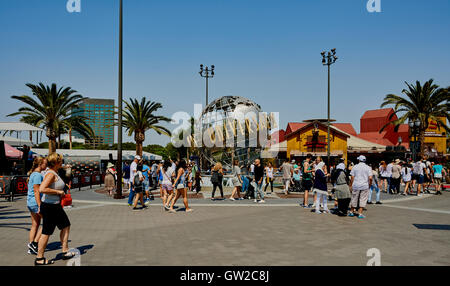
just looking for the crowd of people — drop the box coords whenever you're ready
[23,150,447,265]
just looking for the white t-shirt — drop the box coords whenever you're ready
[350,163,373,191]
[413,162,426,175]
[161,167,174,185]
[266,167,274,178]
[386,163,393,177]
[130,161,137,182]
[401,167,412,182]
[250,164,255,173]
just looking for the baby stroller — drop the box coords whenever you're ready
[289,179,304,193]
[243,176,255,200]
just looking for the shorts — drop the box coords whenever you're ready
[161,184,173,191]
[124,178,130,185]
[176,183,185,190]
[282,179,290,188]
[416,175,424,184]
[302,180,313,191]
[143,179,149,191]
[27,205,39,214]
[350,189,370,208]
[134,186,144,193]
[40,202,71,235]
[434,178,442,185]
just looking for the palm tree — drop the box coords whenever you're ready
[8,83,94,154]
[120,98,172,156]
[380,79,449,157]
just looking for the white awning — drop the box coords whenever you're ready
[0,122,44,132]
[0,135,33,147]
[30,148,163,161]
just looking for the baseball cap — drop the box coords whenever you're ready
[134,155,141,160]
[357,155,366,162]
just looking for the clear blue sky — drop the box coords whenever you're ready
[1,0,449,146]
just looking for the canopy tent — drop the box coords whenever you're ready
[4,143,23,159]
[0,122,44,146]
[0,135,33,147]
[31,148,163,161]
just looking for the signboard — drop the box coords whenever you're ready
[425,118,446,137]
[64,156,101,176]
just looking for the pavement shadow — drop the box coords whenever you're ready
[0,210,26,216]
[53,244,94,262]
[46,240,72,252]
[0,222,31,231]
[0,215,30,220]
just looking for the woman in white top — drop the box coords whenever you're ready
[35,153,74,265]
[161,161,175,210]
[264,162,275,193]
[379,161,389,193]
[401,163,413,195]
[229,160,243,201]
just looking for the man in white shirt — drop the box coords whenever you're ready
[386,160,394,194]
[413,158,427,196]
[127,155,141,206]
[349,155,373,219]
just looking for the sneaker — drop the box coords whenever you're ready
[358,214,366,219]
[254,199,258,203]
[132,207,140,211]
[258,200,265,204]
[186,209,193,213]
[229,198,235,201]
[367,201,373,204]
[418,194,423,197]
[144,200,150,206]
[376,201,382,205]
[315,210,322,214]
[348,212,355,217]
[27,243,37,255]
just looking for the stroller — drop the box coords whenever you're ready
[289,178,304,193]
[243,176,256,200]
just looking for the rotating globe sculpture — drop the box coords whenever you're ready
[197,96,269,170]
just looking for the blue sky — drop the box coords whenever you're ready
[1,0,449,146]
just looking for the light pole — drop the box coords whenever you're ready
[199,64,215,107]
[321,49,338,167]
[114,0,124,199]
[409,119,421,162]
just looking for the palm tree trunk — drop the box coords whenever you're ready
[135,131,145,157]
[48,137,57,154]
[69,128,73,150]
[418,129,426,159]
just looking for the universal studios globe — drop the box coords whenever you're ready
[194,96,275,169]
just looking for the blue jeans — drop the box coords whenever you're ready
[387,177,392,193]
[252,181,264,200]
[127,185,135,205]
[242,176,249,192]
[369,183,380,203]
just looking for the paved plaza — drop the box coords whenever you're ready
[1,186,450,266]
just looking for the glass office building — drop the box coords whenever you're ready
[72,98,115,148]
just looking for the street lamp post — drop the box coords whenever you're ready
[199,64,215,107]
[114,0,124,199]
[409,119,421,162]
[321,49,338,167]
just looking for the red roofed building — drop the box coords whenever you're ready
[285,123,307,136]
[359,108,409,147]
[332,123,357,136]
[268,129,286,146]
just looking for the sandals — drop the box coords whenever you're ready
[35,257,54,266]
[62,251,77,260]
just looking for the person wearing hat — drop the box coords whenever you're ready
[104,162,117,196]
[349,155,373,219]
[127,155,141,206]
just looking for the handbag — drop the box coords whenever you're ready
[61,189,72,207]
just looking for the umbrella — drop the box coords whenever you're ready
[5,143,23,159]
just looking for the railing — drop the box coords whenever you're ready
[0,173,105,202]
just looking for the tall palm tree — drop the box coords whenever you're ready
[380,79,449,157]
[120,98,172,156]
[8,83,94,154]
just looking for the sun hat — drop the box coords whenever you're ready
[107,162,114,169]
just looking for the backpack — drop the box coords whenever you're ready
[133,173,143,189]
[211,170,219,184]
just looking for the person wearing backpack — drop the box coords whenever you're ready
[211,162,224,200]
[132,164,146,211]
